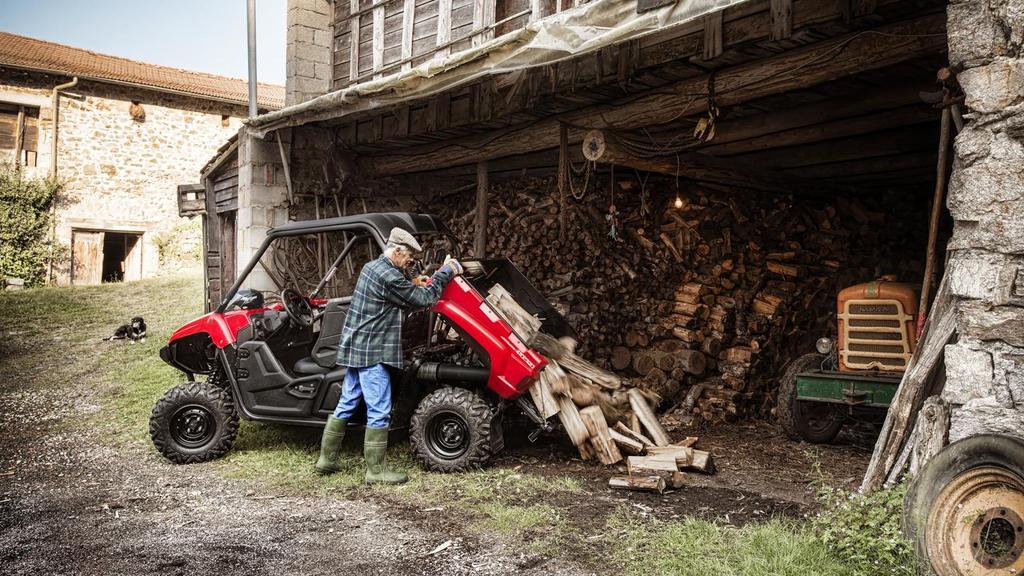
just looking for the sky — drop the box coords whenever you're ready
[0,0,287,85]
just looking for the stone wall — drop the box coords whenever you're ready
[941,0,1024,441]
[0,70,247,283]
[286,0,333,106]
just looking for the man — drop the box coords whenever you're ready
[315,227,463,483]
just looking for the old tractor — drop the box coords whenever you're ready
[777,276,918,443]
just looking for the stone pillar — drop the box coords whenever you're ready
[941,0,1024,442]
[286,0,333,106]
[236,126,290,291]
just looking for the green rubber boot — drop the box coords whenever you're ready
[363,427,408,485]
[315,416,348,475]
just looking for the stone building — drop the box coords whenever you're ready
[206,0,1022,531]
[0,32,284,284]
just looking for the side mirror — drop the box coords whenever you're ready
[229,288,265,310]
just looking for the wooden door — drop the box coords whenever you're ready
[123,233,143,281]
[72,230,103,285]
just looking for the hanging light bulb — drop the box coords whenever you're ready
[673,194,684,209]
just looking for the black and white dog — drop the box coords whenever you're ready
[103,316,147,343]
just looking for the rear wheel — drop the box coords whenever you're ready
[776,353,845,444]
[904,434,1024,575]
[150,381,239,464]
[410,386,493,472]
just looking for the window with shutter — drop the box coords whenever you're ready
[0,103,40,167]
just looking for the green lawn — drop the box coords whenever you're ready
[0,274,916,575]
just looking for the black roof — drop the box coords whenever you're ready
[267,212,448,242]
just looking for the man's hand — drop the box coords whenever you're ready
[439,256,464,277]
[412,275,432,287]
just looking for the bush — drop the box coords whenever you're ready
[152,219,202,267]
[0,169,64,286]
[813,482,917,576]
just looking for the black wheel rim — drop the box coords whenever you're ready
[170,404,216,449]
[426,411,470,460]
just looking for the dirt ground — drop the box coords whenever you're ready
[0,377,872,576]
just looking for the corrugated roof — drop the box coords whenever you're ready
[0,31,284,110]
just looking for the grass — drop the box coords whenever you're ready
[0,274,917,575]
[606,509,856,576]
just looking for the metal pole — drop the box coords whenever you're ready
[247,0,258,118]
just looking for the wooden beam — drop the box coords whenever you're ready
[436,0,453,58]
[349,0,360,81]
[401,0,415,71]
[12,105,24,167]
[770,0,792,40]
[724,127,935,169]
[372,2,385,77]
[472,0,496,47]
[698,104,938,156]
[362,14,947,176]
[475,159,488,257]
[702,11,723,60]
[581,129,841,196]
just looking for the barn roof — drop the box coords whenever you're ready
[0,31,284,110]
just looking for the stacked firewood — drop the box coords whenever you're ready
[425,175,922,426]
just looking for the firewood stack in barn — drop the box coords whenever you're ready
[424,174,922,428]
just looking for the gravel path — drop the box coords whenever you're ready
[0,385,583,576]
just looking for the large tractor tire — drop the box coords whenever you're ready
[410,386,493,473]
[150,381,240,464]
[776,353,845,444]
[904,434,1024,575]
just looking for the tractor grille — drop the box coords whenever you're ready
[839,298,913,371]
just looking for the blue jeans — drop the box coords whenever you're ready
[332,364,392,428]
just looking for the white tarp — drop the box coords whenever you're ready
[248,0,750,136]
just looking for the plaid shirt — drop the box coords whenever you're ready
[336,254,454,368]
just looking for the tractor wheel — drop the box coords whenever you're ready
[150,381,240,464]
[410,386,493,473]
[904,434,1024,575]
[776,353,845,444]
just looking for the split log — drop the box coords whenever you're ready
[609,475,666,494]
[580,406,623,465]
[647,445,716,474]
[626,455,685,489]
[608,428,645,455]
[628,388,671,447]
[556,395,590,455]
[529,365,561,420]
[613,421,656,448]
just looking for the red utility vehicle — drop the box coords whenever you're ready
[151,213,572,471]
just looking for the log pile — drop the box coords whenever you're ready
[426,174,923,426]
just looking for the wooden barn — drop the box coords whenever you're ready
[196,0,1022,512]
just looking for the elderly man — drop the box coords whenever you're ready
[315,227,463,483]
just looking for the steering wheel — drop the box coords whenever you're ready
[280,288,313,329]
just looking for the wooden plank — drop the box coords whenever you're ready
[373,1,386,76]
[609,475,665,494]
[401,0,416,70]
[556,394,590,454]
[435,0,452,58]
[627,388,671,447]
[529,364,561,420]
[702,10,723,60]
[770,0,792,40]
[472,0,496,46]
[349,0,361,81]
[363,14,947,176]
[475,159,488,256]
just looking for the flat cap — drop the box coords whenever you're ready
[387,227,422,252]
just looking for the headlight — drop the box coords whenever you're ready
[816,337,834,355]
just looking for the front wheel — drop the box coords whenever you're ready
[150,381,239,464]
[410,386,494,472]
[904,434,1024,575]
[776,352,845,444]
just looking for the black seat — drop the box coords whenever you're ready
[293,299,347,376]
